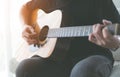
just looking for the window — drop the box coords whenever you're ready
[0,0,29,77]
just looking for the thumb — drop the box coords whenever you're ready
[102,19,112,26]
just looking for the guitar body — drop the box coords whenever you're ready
[16,10,70,62]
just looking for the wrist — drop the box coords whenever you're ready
[110,42,120,51]
[110,36,120,51]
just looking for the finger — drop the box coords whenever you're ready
[88,33,97,43]
[26,26,35,34]
[93,24,97,31]
[25,38,38,45]
[22,28,37,38]
[102,27,113,41]
[24,34,38,43]
[93,23,104,32]
[22,31,31,38]
[92,24,106,46]
[102,19,112,26]
[28,40,38,45]
[94,24,103,34]
[102,28,114,47]
[93,24,104,40]
[102,28,120,48]
[91,24,101,43]
[31,33,38,39]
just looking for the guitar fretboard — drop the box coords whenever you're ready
[47,26,93,38]
[47,23,120,38]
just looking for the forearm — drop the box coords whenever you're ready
[20,0,56,25]
[25,0,56,11]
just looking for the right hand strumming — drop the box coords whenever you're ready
[22,25,39,45]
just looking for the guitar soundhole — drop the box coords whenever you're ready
[39,25,49,44]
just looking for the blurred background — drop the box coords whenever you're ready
[0,0,120,77]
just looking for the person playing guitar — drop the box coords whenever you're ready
[16,0,120,77]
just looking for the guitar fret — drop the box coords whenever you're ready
[85,26,90,36]
[76,28,80,36]
[74,27,79,36]
[88,26,91,35]
[83,26,85,36]
[77,27,81,36]
[89,26,92,35]
[71,28,73,36]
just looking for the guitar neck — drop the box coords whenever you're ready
[47,25,93,38]
[47,24,120,38]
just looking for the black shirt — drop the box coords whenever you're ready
[25,0,120,63]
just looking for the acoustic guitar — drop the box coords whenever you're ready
[15,9,120,62]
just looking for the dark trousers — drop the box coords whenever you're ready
[16,55,113,77]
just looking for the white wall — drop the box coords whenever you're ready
[113,0,120,12]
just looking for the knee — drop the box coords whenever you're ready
[73,55,109,70]
[70,58,95,77]
[70,55,112,77]
[15,57,46,77]
[15,59,34,76]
